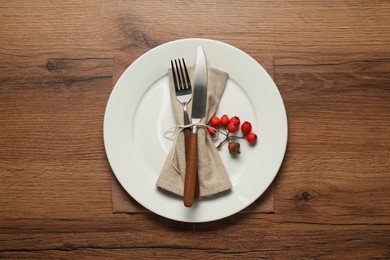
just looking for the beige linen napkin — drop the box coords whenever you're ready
[156,67,232,197]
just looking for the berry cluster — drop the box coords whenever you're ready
[207,115,258,154]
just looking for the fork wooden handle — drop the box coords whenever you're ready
[183,127,191,155]
[183,132,198,207]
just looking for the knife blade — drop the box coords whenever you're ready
[183,46,208,207]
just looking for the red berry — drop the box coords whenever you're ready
[207,126,217,136]
[210,116,220,127]
[220,115,229,126]
[246,133,257,143]
[229,116,240,126]
[227,123,239,133]
[241,121,252,135]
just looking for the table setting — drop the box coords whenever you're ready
[1,1,389,258]
[104,38,287,222]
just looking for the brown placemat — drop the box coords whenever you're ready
[110,51,276,213]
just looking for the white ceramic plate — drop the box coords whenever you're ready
[104,38,287,222]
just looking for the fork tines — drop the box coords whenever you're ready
[171,59,192,95]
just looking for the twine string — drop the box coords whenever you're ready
[163,123,219,174]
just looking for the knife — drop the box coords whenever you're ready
[183,46,208,207]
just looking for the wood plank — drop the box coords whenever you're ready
[273,53,390,225]
[0,1,389,54]
[0,217,389,259]
[0,51,113,161]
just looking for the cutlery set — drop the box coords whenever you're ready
[171,46,208,207]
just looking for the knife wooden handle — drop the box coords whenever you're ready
[183,132,197,207]
[183,127,200,200]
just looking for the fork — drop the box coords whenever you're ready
[171,59,192,130]
[171,59,199,199]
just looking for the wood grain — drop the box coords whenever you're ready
[1,0,389,258]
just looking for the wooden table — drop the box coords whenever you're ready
[1,1,389,258]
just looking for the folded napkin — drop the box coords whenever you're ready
[156,67,232,197]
